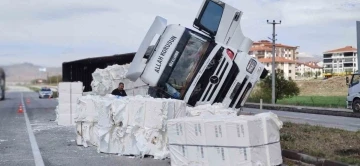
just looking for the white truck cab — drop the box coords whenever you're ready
[346,21,360,113]
[126,0,268,109]
[346,72,360,112]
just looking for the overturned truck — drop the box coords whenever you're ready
[126,0,268,110]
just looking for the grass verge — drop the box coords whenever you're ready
[281,122,360,165]
[277,96,346,108]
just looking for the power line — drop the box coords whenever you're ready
[267,20,281,104]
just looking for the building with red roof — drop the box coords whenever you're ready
[323,46,358,76]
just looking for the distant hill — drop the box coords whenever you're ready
[296,53,323,63]
[1,63,61,82]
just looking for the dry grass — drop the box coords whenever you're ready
[295,76,348,96]
[281,122,360,165]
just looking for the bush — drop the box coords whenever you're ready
[249,69,300,103]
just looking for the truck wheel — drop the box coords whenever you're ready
[352,98,360,113]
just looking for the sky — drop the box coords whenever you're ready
[0,0,359,67]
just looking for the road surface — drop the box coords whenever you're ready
[1,86,359,166]
[242,108,360,132]
[0,86,170,166]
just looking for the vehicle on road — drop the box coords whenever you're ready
[0,67,5,100]
[345,21,360,113]
[126,0,268,109]
[39,87,53,99]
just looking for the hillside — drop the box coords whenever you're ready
[1,63,61,82]
[295,76,348,96]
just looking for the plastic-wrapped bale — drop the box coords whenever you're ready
[186,103,236,117]
[118,96,187,158]
[167,112,283,166]
[88,95,187,159]
[73,95,187,158]
[75,95,101,147]
[56,82,83,126]
[76,122,99,147]
[96,96,124,154]
[90,62,149,96]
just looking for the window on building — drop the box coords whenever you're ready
[288,77,292,80]
[289,70,291,73]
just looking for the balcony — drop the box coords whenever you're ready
[323,59,332,63]
[323,53,332,58]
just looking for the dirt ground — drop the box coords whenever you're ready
[280,122,360,165]
[295,76,348,96]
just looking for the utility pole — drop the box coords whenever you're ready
[267,20,281,104]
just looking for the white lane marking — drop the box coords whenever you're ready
[21,93,45,166]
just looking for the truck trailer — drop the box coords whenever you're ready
[0,67,5,100]
[126,0,268,109]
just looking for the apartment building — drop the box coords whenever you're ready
[249,40,299,80]
[296,61,323,77]
[323,46,358,76]
[249,40,299,60]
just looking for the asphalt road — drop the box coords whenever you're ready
[242,108,360,132]
[0,87,170,166]
[1,86,359,166]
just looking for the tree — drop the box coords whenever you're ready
[257,69,300,103]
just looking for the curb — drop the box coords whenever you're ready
[244,103,360,118]
[282,150,354,166]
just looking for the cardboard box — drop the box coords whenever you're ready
[225,116,266,147]
[58,82,71,94]
[167,118,186,144]
[71,82,83,94]
[184,117,206,145]
[204,118,227,146]
[207,147,230,166]
[255,113,282,144]
[58,93,82,104]
[169,145,189,166]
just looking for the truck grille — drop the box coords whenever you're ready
[235,82,252,108]
[187,47,223,106]
[201,57,229,102]
[229,76,249,108]
[214,63,239,103]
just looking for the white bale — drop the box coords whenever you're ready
[74,95,187,158]
[167,112,283,166]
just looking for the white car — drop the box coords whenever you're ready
[39,87,53,98]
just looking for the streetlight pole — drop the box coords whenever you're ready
[267,20,281,104]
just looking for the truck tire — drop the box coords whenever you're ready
[352,98,360,113]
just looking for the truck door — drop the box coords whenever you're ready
[193,0,252,53]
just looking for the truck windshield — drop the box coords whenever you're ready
[166,32,210,98]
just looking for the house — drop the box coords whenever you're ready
[249,40,299,80]
[249,40,299,60]
[296,61,323,77]
[258,57,297,80]
[323,46,358,76]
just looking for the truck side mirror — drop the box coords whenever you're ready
[346,77,349,85]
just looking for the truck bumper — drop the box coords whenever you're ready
[347,100,352,109]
